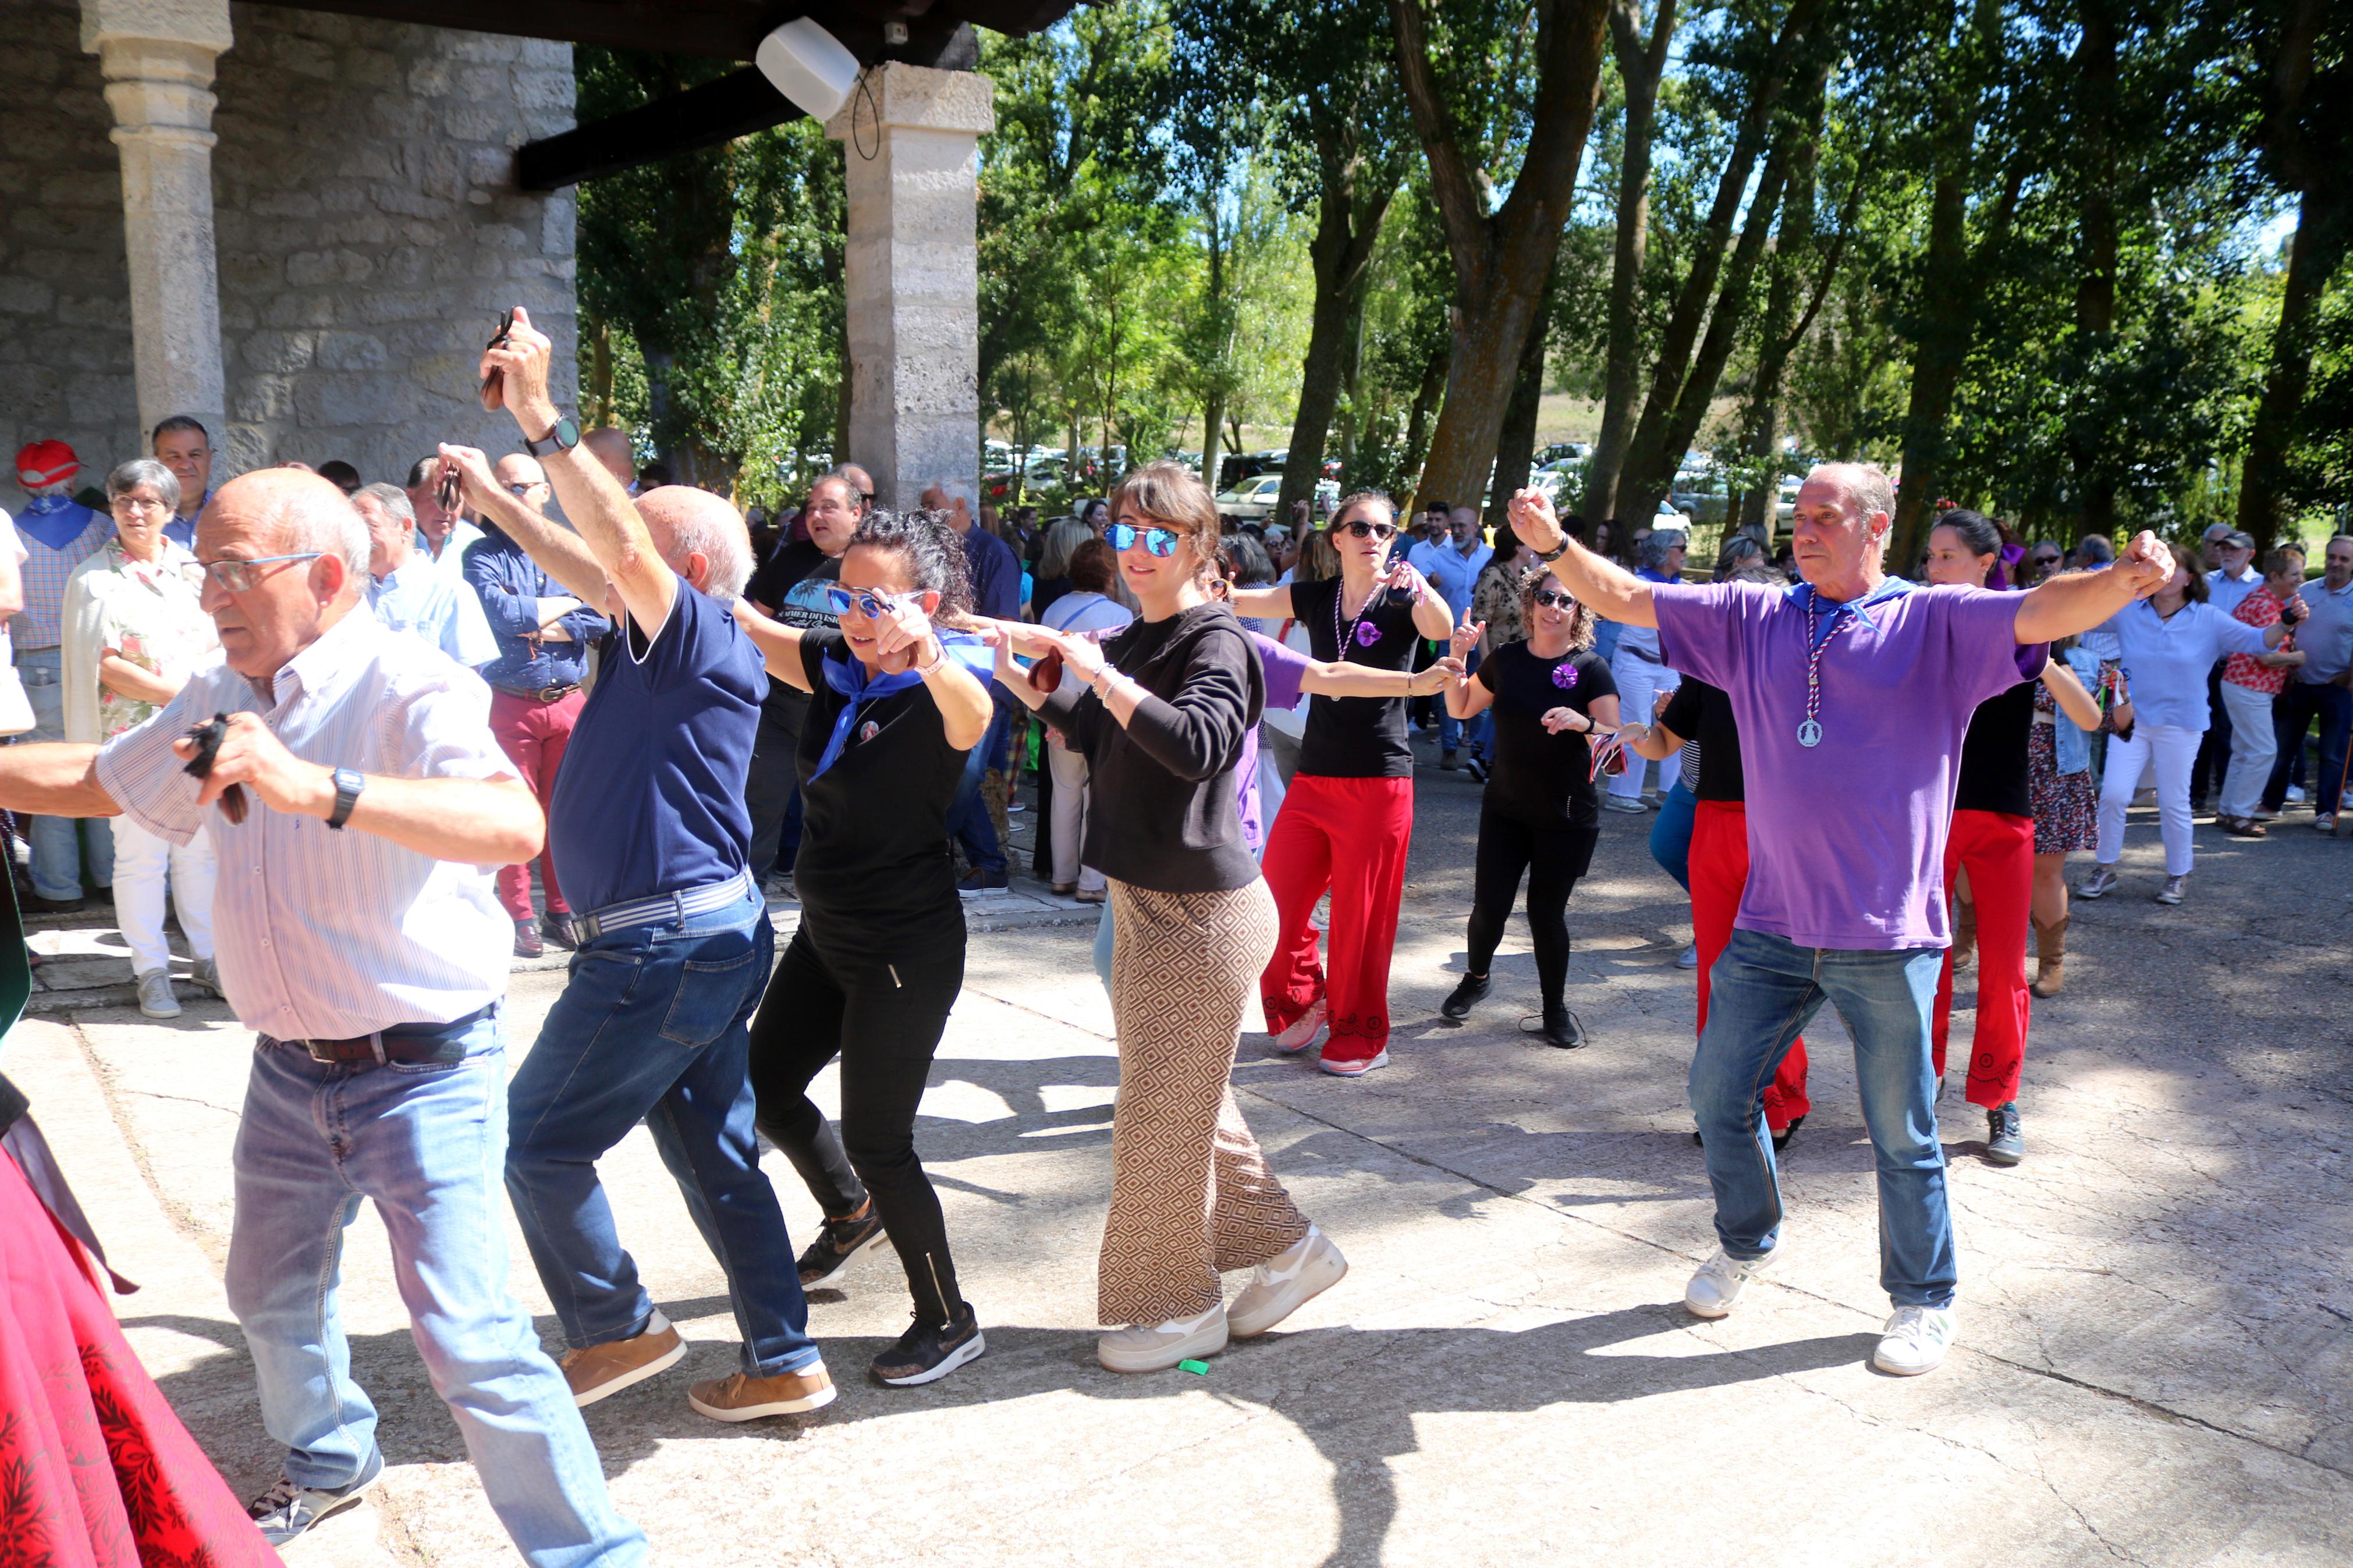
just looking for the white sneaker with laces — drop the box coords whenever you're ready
[1097,1304,1229,1373]
[1229,1226,1348,1338]
[1684,1243,1780,1318]
[2287,784,2308,803]
[2155,874,2186,905]
[1272,998,1326,1055]
[135,969,180,1019]
[1873,1304,1958,1375]
[1601,795,1646,814]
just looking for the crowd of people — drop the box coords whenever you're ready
[0,307,2344,1567]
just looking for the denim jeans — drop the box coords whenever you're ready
[505,887,818,1377]
[1649,778,1697,891]
[226,1016,645,1567]
[947,699,1012,874]
[1689,928,1956,1309]
[1439,647,1490,759]
[17,648,113,899]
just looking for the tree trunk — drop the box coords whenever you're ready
[2235,190,2344,551]
[1338,294,1366,479]
[1488,285,1553,526]
[1278,150,1396,524]
[2067,0,2119,547]
[1738,129,1817,541]
[1402,350,1446,489]
[1390,0,1612,517]
[1588,0,1677,522]
[1200,391,1227,494]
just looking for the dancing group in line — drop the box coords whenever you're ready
[0,307,2195,1567]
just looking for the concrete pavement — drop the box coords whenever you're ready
[8,762,2350,1566]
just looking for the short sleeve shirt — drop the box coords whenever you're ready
[548,577,765,912]
[1658,677,1745,802]
[1475,641,1616,827]
[2224,588,2290,695]
[1292,575,1421,777]
[1652,579,2032,950]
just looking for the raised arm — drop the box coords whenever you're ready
[441,443,611,610]
[2011,532,2173,643]
[1504,488,1658,629]
[2039,657,2102,730]
[730,598,812,689]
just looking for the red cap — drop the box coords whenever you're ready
[15,440,80,488]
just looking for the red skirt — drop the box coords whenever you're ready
[0,1148,276,1568]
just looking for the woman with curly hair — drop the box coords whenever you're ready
[1433,567,1621,1047]
[730,509,998,1386]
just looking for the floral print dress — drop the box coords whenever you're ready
[88,541,214,741]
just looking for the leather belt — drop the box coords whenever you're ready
[569,869,756,946]
[261,1002,498,1066]
[495,681,580,704]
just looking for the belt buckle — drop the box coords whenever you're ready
[301,1038,338,1064]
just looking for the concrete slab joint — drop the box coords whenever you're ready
[825,62,994,510]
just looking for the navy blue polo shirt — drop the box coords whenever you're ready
[548,574,764,912]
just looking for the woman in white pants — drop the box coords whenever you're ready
[1603,528,1686,810]
[63,461,221,1017]
[2077,562,2293,905]
[1041,538,1134,901]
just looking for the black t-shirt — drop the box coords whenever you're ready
[1476,641,1618,827]
[792,631,968,943]
[1294,575,1421,777]
[1658,677,1747,803]
[1954,674,2037,818]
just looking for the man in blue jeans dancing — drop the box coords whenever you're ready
[448,306,831,1421]
[1509,466,2174,1375]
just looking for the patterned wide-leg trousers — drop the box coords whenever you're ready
[1099,877,1312,1327]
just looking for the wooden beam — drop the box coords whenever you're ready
[283,0,782,59]
[516,67,801,190]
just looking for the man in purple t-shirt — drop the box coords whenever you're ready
[1506,466,2174,1377]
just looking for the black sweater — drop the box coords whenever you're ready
[1038,600,1265,893]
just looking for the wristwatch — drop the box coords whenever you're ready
[523,415,581,459]
[1535,536,1570,563]
[326,767,365,830]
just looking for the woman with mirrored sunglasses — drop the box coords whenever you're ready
[990,461,1347,1376]
[1228,495,1456,1076]
[729,509,998,1388]
[1432,571,1619,1048]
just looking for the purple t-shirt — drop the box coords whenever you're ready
[1652,579,2032,950]
[1237,632,1312,856]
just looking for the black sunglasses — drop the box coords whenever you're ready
[1532,586,1575,608]
[1338,519,1397,541]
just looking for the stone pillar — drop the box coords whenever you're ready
[825,64,994,510]
[82,0,232,445]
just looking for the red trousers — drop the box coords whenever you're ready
[1259,774,1414,1063]
[1690,800,1810,1130]
[489,686,584,923]
[1932,807,2033,1108]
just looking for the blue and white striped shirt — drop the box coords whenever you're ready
[95,608,519,1039]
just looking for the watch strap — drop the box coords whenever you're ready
[523,415,580,459]
[1535,538,1570,563]
[327,767,364,830]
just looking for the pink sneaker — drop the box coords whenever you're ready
[1272,998,1326,1055]
[1318,1044,1389,1078]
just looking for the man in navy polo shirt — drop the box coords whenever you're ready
[443,305,832,1423]
[1509,465,2174,1378]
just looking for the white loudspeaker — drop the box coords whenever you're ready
[756,18,860,120]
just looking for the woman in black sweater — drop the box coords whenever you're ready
[993,461,1346,1375]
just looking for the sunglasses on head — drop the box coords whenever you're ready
[1337,519,1397,541]
[1532,587,1575,609]
[1105,522,1181,557]
[824,584,924,620]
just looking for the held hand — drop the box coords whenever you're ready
[1507,487,1564,553]
[1411,656,1467,696]
[871,595,938,675]
[986,622,1024,693]
[1044,625,1108,685]
[1540,706,1583,735]
[2114,530,2174,599]
[435,443,501,511]
[1449,618,1485,660]
[1616,720,1649,747]
[171,713,333,820]
[478,305,559,435]
[1380,559,1427,601]
[2281,593,2309,626]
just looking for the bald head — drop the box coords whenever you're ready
[637,485,753,600]
[495,452,552,517]
[835,463,874,502]
[582,428,635,490]
[196,470,370,681]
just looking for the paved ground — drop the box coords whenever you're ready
[9,737,2351,1567]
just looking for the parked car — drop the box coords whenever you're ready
[1216,473,1339,523]
[1669,468,1729,526]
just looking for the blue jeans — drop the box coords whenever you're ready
[1689,929,1956,1309]
[1439,648,1491,759]
[947,699,1012,874]
[1649,778,1696,890]
[226,1016,645,1566]
[505,888,818,1377]
[17,648,113,899]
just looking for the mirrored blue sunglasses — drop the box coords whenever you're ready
[1106,522,1181,558]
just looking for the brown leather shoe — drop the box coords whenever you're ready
[687,1362,836,1423]
[559,1313,685,1407]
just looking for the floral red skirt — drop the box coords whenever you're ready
[0,1149,275,1568]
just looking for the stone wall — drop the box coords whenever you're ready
[0,0,577,511]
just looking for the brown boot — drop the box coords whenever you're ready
[559,1313,685,1407]
[1951,887,1978,969]
[2029,915,2067,998]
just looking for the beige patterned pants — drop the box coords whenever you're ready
[1099,877,1312,1326]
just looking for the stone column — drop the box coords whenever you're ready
[825,64,994,510]
[82,0,232,444]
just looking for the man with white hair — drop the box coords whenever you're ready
[0,468,644,1558]
[923,475,1021,893]
[1508,463,2175,1378]
[403,454,484,577]
[444,304,832,1423]
[352,483,497,667]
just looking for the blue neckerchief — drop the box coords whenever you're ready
[1786,577,1913,650]
[810,631,993,780]
[17,496,101,551]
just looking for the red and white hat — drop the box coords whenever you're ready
[14,440,81,489]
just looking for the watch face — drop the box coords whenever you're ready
[555,417,580,451]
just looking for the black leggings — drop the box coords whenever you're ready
[1463,805,1598,1010]
[747,920,967,1325]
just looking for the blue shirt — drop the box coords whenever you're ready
[549,575,764,911]
[165,491,210,550]
[462,525,609,692]
[368,555,500,668]
[2093,599,2269,731]
[963,524,1021,621]
[1407,536,1492,621]
[2206,565,2261,618]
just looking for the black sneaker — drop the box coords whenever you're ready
[512,919,543,959]
[1440,973,1490,1021]
[539,913,577,951]
[1463,758,1489,783]
[957,867,1011,898]
[1772,1113,1806,1154]
[1538,1006,1587,1049]
[797,1204,889,1287]
[870,1306,986,1386]
[246,1454,383,1547]
[1986,1102,2024,1165]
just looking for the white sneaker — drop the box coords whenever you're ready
[1601,795,1646,815]
[1272,998,1326,1055]
[136,969,180,1019]
[2154,874,2186,906]
[1229,1227,1348,1338]
[2315,814,2339,833]
[2073,866,2118,899]
[1684,1243,1780,1318]
[1677,944,1699,970]
[1097,1305,1228,1374]
[2287,784,2308,804]
[187,956,223,998]
[1873,1304,1957,1375]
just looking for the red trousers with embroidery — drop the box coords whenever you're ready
[1932,807,2034,1109]
[1258,774,1414,1064]
[1690,800,1811,1130]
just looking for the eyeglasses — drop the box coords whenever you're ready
[505,481,543,496]
[2033,553,2061,567]
[1338,519,1398,541]
[1106,522,1181,557]
[823,584,924,620]
[197,553,323,592]
[1532,588,1575,609]
[109,495,168,514]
